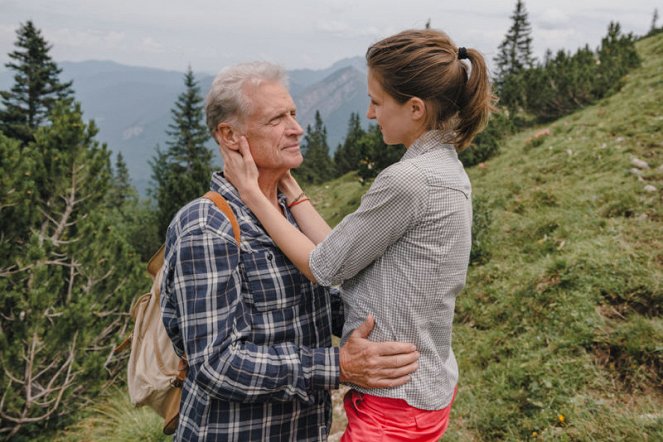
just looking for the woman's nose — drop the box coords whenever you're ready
[366,103,375,120]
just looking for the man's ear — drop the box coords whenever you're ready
[409,97,426,121]
[216,123,240,151]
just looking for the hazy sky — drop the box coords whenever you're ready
[1,0,660,74]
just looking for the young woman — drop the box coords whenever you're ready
[222,28,496,441]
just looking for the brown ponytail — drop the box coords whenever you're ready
[455,47,496,149]
[366,29,497,150]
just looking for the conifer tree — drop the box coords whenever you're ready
[0,134,38,262]
[494,0,536,112]
[110,152,135,208]
[356,125,405,183]
[0,21,73,144]
[494,0,536,78]
[334,112,365,176]
[0,102,144,438]
[109,152,162,262]
[595,22,640,95]
[295,111,335,184]
[651,9,659,34]
[519,21,639,122]
[150,67,214,236]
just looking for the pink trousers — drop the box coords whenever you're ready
[340,388,457,442]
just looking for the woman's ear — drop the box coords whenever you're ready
[216,123,240,151]
[409,97,426,121]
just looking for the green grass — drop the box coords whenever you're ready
[53,388,170,442]
[447,33,663,441]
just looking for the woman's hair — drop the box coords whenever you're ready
[366,29,497,150]
[205,61,287,135]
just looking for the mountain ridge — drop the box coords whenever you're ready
[0,57,369,194]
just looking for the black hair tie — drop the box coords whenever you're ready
[458,47,468,60]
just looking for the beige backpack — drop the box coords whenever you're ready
[116,191,240,435]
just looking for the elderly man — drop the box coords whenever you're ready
[160,61,419,441]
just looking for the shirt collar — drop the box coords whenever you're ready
[209,172,290,217]
[210,172,243,206]
[401,130,456,162]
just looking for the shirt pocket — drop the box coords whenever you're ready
[240,249,303,312]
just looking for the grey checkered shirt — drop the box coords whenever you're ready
[310,130,472,410]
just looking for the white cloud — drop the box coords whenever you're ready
[50,28,127,49]
[538,9,571,30]
[140,37,164,54]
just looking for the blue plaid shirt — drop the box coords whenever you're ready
[161,173,344,441]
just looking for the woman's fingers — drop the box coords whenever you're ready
[238,136,252,158]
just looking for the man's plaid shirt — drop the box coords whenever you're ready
[160,173,344,441]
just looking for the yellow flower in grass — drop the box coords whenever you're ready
[558,414,565,424]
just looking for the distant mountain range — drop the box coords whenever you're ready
[0,58,370,194]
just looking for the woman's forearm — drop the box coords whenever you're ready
[244,190,318,282]
[288,201,331,244]
[279,174,332,244]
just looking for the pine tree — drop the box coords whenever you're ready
[110,152,135,209]
[0,21,74,145]
[518,21,639,122]
[494,0,536,78]
[295,111,335,184]
[651,9,659,34]
[334,112,365,176]
[109,151,162,262]
[595,22,640,96]
[0,102,145,438]
[494,0,536,112]
[0,133,38,263]
[150,67,214,236]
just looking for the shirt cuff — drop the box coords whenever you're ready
[309,247,335,287]
[309,347,340,391]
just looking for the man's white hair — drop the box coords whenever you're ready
[205,61,288,135]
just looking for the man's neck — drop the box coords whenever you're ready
[257,169,285,210]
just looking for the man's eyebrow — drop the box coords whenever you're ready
[266,106,296,120]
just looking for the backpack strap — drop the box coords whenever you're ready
[144,192,239,279]
[203,191,241,244]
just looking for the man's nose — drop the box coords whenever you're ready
[288,116,304,136]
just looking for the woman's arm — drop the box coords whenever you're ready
[221,138,319,282]
[279,172,331,244]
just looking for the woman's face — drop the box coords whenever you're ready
[366,69,422,148]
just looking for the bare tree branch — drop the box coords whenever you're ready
[0,332,78,437]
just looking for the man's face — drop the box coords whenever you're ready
[241,81,304,173]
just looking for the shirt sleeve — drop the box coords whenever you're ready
[328,287,345,338]
[161,218,339,404]
[310,163,428,287]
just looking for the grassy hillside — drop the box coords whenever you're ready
[313,33,663,440]
[445,33,663,441]
[57,34,662,441]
